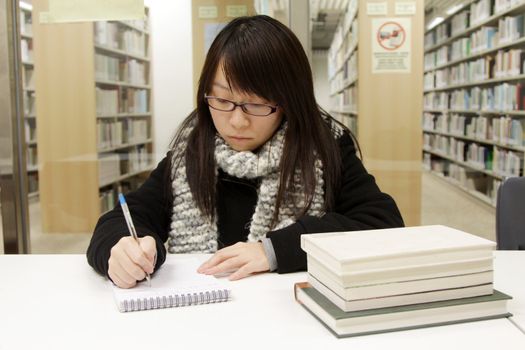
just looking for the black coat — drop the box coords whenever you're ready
[87,132,404,276]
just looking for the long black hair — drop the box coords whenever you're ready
[168,15,350,226]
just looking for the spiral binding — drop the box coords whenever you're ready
[121,289,230,312]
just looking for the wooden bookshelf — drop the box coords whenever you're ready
[423,0,525,207]
[327,0,424,226]
[33,1,154,232]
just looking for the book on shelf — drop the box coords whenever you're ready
[98,153,121,185]
[112,258,230,312]
[300,225,496,276]
[307,273,493,312]
[294,283,512,338]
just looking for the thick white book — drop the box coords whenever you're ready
[308,266,494,301]
[301,225,495,275]
[307,254,494,287]
[308,273,494,312]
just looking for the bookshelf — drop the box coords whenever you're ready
[20,2,38,199]
[423,0,525,207]
[328,0,424,226]
[33,1,154,232]
[328,0,358,134]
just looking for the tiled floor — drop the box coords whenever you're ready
[0,171,496,255]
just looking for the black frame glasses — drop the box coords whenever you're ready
[204,95,278,117]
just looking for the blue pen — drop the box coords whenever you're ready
[118,193,151,287]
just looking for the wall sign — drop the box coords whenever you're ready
[372,18,411,73]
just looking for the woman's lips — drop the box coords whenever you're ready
[229,136,252,141]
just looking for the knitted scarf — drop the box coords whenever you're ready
[167,119,343,253]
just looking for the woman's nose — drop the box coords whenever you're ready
[229,106,250,129]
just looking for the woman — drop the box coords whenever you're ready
[87,15,403,288]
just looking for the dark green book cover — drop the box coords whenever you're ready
[298,285,512,338]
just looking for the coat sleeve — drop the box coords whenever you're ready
[86,156,172,276]
[266,133,404,273]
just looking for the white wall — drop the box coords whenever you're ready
[311,50,330,111]
[145,0,194,162]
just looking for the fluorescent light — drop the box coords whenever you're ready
[427,16,444,30]
[446,3,464,15]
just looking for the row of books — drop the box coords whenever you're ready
[98,153,121,185]
[425,14,524,68]
[24,119,37,143]
[425,51,524,88]
[95,54,147,85]
[328,5,358,80]
[94,21,148,57]
[96,87,149,115]
[331,113,357,135]
[98,146,150,185]
[424,1,525,49]
[425,82,525,111]
[423,154,501,204]
[471,0,492,26]
[97,119,149,150]
[493,146,524,175]
[330,86,357,112]
[20,7,33,36]
[423,112,525,146]
[328,0,357,56]
[21,38,33,63]
[329,51,357,95]
[495,0,525,13]
[23,93,35,116]
[424,132,523,176]
[295,226,510,337]
[27,172,38,194]
[99,188,116,214]
[22,66,35,90]
[27,147,37,168]
[100,182,133,213]
[423,133,493,170]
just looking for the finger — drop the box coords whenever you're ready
[109,271,134,289]
[228,264,252,281]
[122,238,154,273]
[197,247,239,272]
[202,256,244,275]
[138,236,157,271]
[109,263,137,288]
[114,257,145,284]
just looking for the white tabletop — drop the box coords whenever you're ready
[493,251,525,333]
[0,252,524,350]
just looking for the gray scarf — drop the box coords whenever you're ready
[167,120,342,253]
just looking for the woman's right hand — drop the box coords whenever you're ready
[108,236,156,288]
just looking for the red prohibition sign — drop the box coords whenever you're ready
[377,21,406,51]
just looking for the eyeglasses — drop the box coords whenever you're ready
[204,95,278,117]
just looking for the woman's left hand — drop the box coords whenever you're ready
[197,242,270,281]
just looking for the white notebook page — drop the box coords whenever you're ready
[111,258,230,310]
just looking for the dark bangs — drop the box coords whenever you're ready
[199,16,306,107]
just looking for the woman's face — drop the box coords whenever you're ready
[207,67,283,152]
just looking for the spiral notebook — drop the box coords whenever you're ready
[111,258,231,312]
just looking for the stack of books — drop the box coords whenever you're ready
[295,225,512,337]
